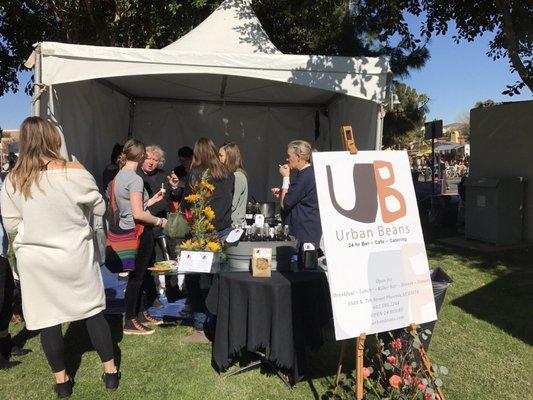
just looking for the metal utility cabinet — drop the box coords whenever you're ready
[465,177,525,245]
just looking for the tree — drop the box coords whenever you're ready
[0,0,431,97]
[456,112,470,142]
[382,81,429,148]
[474,99,498,108]
[418,0,532,96]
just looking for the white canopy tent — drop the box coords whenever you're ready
[27,0,392,199]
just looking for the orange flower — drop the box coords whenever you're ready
[179,239,193,249]
[416,381,427,392]
[387,356,398,365]
[362,367,371,378]
[203,206,215,219]
[391,338,402,350]
[389,374,402,388]
[201,179,215,191]
[402,364,413,375]
[206,241,221,252]
[184,194,201,202]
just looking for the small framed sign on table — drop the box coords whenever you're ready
[178,251,219,273]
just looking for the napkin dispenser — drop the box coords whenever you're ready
[298,243,318,270]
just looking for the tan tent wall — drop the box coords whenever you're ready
[469,100,533,242]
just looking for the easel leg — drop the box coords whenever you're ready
[335,340,347,387]
[355,333,366,400]
[409,324,445,400]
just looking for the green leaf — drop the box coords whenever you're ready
[435,378,443,387]
[440,366,449,375]
[384,362,393,370]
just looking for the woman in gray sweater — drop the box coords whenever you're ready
[219,143,248,226]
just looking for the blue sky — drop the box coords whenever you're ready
[0,20,531,129]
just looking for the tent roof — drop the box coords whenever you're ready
[435,143,464,152]
[27,0,391,105]
[163,0,281,55]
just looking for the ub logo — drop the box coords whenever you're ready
[326,160,407,223]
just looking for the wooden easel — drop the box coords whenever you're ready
[334,324,445,400]
[341,126,358,154]
[334,127,444,400]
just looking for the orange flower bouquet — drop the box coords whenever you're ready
[178,170,223,254]
[328,328,447,400]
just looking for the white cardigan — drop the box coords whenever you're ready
[1,168,107,330]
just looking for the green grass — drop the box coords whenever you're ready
[1,240,532,400]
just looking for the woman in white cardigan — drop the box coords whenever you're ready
[0,117,119,398]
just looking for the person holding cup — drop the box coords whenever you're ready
[271,140,322,247]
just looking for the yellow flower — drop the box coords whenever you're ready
[206,222,215,232]
[179,239,193,249]
[201,180,215,191]
[203,206,215,220]
[184,194,201,202]
[206,241,221,252]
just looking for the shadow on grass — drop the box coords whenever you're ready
[11,326,39,349]
[424,232,533,345]
[64,315,123,378]
[452,268,532,345]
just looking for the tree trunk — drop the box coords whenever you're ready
[496,0,533,93]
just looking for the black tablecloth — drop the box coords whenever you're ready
[205,271,331,379]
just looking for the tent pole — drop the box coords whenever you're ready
[128,98,136,139]
[376,104,386,150]
[33,43,42,117]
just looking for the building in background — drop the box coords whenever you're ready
[0,129,20,172]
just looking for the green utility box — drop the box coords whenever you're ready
[465,177,525,245]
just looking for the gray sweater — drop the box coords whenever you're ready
[231,170,248,225]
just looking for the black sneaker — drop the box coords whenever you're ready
[0,334,12,360]
[11,346,32,357]
[138,311,163,326]
[54,377,74,399]
[102,370,121,390]
[123,319,154,335]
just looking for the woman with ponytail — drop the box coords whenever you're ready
[110,138,167,336]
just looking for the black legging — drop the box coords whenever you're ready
[40,312,114,373]
[124,227,156,320]
[0,256,14,333]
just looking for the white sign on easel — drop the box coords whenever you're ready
[313,151,437,340]
[178,251,218,273]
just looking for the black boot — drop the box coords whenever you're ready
[102,370,121,390]
[0,334,12,360]
[54,377,74,399]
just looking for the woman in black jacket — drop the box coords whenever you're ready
[180,138,234,343]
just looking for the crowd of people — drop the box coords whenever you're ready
[410,154,469,182]
[0,116,323,398]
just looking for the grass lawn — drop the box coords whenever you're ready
[1,239,531,400]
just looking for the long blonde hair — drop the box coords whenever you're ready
[220,142,246,176]
[10,116,66,199]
